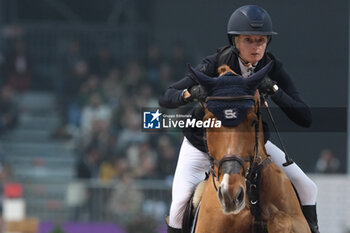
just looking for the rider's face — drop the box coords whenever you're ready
[235,35,267,64]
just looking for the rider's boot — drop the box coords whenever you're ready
[166,217,182,233]
[167,224,182,233]
[302,205,320,233]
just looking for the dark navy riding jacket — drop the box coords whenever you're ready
[159,46,312,152]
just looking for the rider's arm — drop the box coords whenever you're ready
[269,59,312,128]
[158,76,195,108]
[158,54,217,108]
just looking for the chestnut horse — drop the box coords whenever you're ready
[188,62,310,233]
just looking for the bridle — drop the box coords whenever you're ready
[202,94,272,220]
[201,94,272,192]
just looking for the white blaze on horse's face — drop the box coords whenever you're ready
[218,174,246,215]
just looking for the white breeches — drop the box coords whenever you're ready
[169,137,211,228]
[168,137,318,229]
[264,141,318,205]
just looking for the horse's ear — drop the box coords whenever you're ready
[245,61,274,89]
[187,64,218,89]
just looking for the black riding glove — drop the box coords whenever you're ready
[187,85,207,102]
[258,77,278,96]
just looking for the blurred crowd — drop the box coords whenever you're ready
[0,38,183,183]
[0,35,205,194]
[48,40,190,224]
[0,36,191,226]
[48,40,189,182]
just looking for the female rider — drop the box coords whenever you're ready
[159,5,320,233]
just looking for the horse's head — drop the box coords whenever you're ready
[188,61,273,215]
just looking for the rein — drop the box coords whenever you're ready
[261,95,294,167]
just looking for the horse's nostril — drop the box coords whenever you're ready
[236,187,244,204]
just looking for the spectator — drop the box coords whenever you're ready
[0,85,18,134]
[0,48,6,86]
[315,149,340,173]
[0,152,13,215]
[80,92,112,144]
[156,135,177,181]
[117,107,148,152]
[53,40,89,139]
[77,74,103,106]
[69,74,104,128]
[158,62,174,92]
[89,45,116,78]
[123,59,145,94]
[56,40,86,103]
[76,146,102,179]
[126,214,158,233]
[64,60,90,109]
[74,146,103,221]
[80,122,117,160]
[135,84,158,108]
[170,41,189,80]
[5,39,31,93]
[99,156,127,182]
[145,43,162,87]
[102,67,123,109]
[126,142,157,179]
[107,171,143,226]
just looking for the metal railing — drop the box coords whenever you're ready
[19,178,171,225]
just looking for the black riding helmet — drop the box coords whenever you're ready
[227,5,277,45]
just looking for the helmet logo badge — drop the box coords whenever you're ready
[250,22,263,28]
